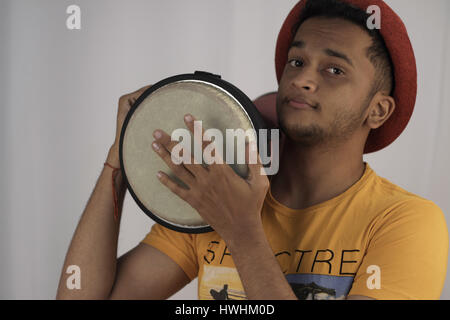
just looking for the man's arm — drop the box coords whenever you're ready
[56,145,126,299]
[110,243,191,300]
[56,85,191,299]
[57,145,191,299]
[225,226,298,300]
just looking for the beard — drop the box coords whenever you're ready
[276,95,371,148]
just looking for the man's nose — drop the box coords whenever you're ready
[291,68,318,93]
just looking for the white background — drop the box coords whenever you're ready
[1,0,449,299]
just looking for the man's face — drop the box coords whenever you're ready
[277,17,376,147]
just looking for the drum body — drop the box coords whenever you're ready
[119,71,267,233]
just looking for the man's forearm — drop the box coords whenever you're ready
[56,146,126,299]
[227,225,298,300]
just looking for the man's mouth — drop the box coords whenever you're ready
[286,97,318,110]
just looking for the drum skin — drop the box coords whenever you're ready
[119,72,268,233]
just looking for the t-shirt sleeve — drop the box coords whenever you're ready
[349,199,449,300]
[140,223,199,281]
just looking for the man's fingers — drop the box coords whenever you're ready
[156,171,190,202]
[152,140,196,185]
[245,139,264,181]
[152,129,207,176]
[122,85,152,107]
[134,84,152,95]
[153,129,188,158]
[130,85,152,103]
[245,139,260,164]
[183,114,211,153]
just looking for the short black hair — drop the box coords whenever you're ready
[291,0,394,97]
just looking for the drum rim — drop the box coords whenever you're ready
[119,71,267,234]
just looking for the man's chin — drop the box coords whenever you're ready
[279,122,326,146]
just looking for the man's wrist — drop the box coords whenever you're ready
[226,221,267,254]
[106,144,121,168]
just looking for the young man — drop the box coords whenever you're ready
[57,0,448,300]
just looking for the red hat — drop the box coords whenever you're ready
[275,0,417,154]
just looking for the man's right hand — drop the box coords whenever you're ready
[107,85,152,167]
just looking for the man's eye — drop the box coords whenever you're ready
[288,59,304,68]
[326,67,344,75]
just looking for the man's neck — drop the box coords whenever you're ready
[270,136,366,210]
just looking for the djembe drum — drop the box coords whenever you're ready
[119,71,272,233]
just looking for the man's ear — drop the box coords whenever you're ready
[365,92,396,130]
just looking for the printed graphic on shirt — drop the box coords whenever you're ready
[199,265,354,300]
[200,265,246,300]
[203,241,362,275]
[286,274,354,300]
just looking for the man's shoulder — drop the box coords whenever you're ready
[369,167,430,204]
[367,169,445,223]
[356,165,445,223]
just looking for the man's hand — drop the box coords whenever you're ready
[151,114,270,245]
[107,85,152,167]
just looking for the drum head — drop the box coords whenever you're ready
[119,71,267,233]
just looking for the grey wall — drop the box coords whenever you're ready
[1,0,449,299]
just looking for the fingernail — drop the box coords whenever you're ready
[185,114,193,122]
[153,130,162,139]
[157,171,163,178]
[152,142,160,151]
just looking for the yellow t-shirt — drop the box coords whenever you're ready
[141,164,448,300]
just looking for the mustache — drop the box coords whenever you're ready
[282,96,319,109]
